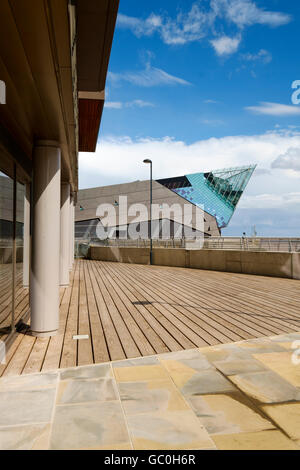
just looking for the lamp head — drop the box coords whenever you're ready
[143,158,152,164]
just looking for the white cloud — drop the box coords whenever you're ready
[108,66,191,88]
[210,35,241,56]
[117,5,213,46]
[105,102,123,109]
[79,129,300,215]
[117,13,162,37]
[117,1,291,52]
[240,192,300,209]
[105,100,155,110]
[241,49,272,64]
[204,99,220,104]
[212,0,292,28]
[246,102,300,117]
[272,147,300,171]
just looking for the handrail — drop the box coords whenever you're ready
[75,237,300,254]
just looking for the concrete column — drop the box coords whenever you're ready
[23,183,30,288]
[72,201,75,263]
[69,195,74,270]
[30,141,61,337]
[60,183,70,286]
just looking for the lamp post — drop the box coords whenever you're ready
[143,158,153,265]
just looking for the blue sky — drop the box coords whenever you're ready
[79,0,300,236]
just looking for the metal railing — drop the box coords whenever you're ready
[75,237,300,255]
[202,237,300,252]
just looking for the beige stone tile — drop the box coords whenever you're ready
[158,360,197,389]
[0,372,58,392]
[262,403,300,441]
[269,333,300,343]
[278,342,295,350]
[0,388,56,426]
[237,341,285,354]
[127,410,216,450]
[113,365,169,383]
[199,346,240,363]
[50,401,130,450]
[253,352,300,387]
[159,349,213,371]
[212,430,299,450]
[60,363,112,381]
[81,443,133,450]
[230,370,300,404]
[0,423,51,450]
[57,378,118,404]
[180,369,235,396]
[214,359,266,376]
[188,393,274,435]
[113,357,159,368]
[119,379,189,415]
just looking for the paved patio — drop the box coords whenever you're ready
[1,259,300,377]
[0,331,299,450]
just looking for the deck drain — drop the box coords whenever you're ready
[73,335,89,340]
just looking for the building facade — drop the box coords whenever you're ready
[75,166,256,242]
[0,0,119,347]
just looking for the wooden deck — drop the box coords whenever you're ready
[0,263,29,341]
[1,259,300,377]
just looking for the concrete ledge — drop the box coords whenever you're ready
[152,248,186,267]
[88,246,300,279]
[89,246,150,265]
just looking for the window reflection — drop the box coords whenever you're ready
[16,181,26,327]
[0,171,13,339]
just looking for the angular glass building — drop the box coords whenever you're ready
[157,165,256,229]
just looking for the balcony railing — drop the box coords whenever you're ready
[75,237,300,255]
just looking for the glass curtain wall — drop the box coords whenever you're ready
[0,166,28,348]
[0,170,14,342]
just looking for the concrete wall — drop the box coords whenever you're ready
[89,246,150,265]
[89,246,300,280]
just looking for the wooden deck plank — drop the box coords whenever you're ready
[77,260,94,367]
[99,262,169,355]
[60,261,80,369]
[89,261,141,359]
[1,259,299,377]
[87,260,125,361]
[93,261,156,357]
[41,287,72,372]
[83,260,110,364]
[158,266,300,333]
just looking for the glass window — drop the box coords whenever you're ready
[0,171,14,341]
[15,181,27,327]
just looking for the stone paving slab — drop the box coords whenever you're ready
[0,331,300,450]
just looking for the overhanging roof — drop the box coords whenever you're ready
[77,0,119,152]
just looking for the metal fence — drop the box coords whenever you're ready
[75,237,300,255]
[202,237,300,252]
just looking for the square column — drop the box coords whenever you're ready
[30,141,61,337]
[60,183,70,286]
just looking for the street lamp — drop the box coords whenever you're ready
[143,159,153,265]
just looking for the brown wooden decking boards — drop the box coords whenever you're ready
[0,264,29,343]
[0,259,299,377]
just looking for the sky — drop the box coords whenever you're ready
[79,0,300,237]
